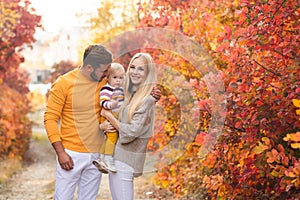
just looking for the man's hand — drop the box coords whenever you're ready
[151,85,161,102]
[52,141,74,171]
[57,151,74,171]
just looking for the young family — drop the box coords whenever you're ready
[44,44,160,200]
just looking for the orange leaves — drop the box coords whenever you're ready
[202,174,223,191]
[0,0,38,159]
[266,149,280,163]
[136,0,300,198]
[266,147,289,167]
[0,84,32,160]
[195,131,206,145]
[202,152,217,169]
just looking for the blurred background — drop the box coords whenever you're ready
[0,0,299,199]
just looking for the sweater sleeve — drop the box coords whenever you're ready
[118,96,155,144]
[44,77,66,144]
[100,85,113,109]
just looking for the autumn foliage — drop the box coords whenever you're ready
[0,0,41,159]
[134,0,300,199]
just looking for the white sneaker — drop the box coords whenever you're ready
[104,155,117,173]
[92,158,108,174]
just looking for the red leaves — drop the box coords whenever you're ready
[0,0,40,160]
[136,0,300,198]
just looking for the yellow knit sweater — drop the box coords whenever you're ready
[44,68,106,153]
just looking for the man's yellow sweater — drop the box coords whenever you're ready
[44,68,106,153]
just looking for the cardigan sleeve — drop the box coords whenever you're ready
[118,96,155,144]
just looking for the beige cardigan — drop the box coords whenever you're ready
[113,95,155,177]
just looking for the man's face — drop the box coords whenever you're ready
[90,64,110,82]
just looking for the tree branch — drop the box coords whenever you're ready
[253,59,282,77]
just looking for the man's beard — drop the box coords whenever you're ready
[90,70,103,82]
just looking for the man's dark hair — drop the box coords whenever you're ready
[83,45,112,68]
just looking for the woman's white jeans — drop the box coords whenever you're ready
[55,149,102,200]
[109,160,135,200]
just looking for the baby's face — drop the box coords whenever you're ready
[108,70,125,88]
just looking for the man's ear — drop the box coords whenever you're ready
[85,64,93,72]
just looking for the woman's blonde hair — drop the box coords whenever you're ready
[120,53,156,121]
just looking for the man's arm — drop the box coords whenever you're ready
[44,78,74,171]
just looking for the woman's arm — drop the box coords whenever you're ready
[101,109,120,130]
[118,96,155,144]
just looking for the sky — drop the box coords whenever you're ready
[30,0,99,34]
[22,0,101,70]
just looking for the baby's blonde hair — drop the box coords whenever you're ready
[108,62,125,76]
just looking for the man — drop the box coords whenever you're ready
[44,44,113,200]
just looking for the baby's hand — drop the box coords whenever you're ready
[111,99,118,109]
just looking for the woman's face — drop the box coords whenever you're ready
[129,58,147,87]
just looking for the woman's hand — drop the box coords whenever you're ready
[99,120,116,132]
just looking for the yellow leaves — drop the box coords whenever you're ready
[292,99,300,107]
[0,1,21,41]
[217,184,227,199]
[284,132,300,142]
[160,179,170,188]
[261,137,271,145]
[252,142,268,154]
[270,166,286,178]
[282,99,300,149]
[26,90,47,111]
[284,132,300,149]
[291,143,300,149]
[292,99,300,120]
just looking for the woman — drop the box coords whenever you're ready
[101,52,156,200]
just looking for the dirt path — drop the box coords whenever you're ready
[0,137,160,200]
[0,138,56,200]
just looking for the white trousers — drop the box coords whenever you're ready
[54,149,102,200]
[109,160,135,200]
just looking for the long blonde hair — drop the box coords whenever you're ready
[119,53,156,121]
